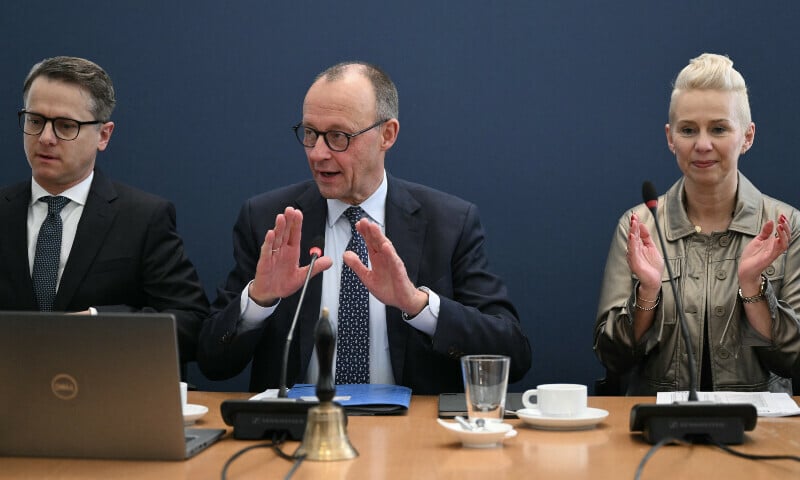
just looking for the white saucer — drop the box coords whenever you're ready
[515,407,608,431]
[183,404,208,425]
[437,418,517,448]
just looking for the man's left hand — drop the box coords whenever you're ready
[343,218,428,316]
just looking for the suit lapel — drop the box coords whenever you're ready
[384,176,426,384]
[54,170,119,310]
[0,183,37,307]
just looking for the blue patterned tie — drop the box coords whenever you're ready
[335,206,370,384]
[32,196,70,311]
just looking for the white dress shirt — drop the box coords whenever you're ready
[27,172,94,289]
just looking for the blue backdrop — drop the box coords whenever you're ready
[3,1,800,392]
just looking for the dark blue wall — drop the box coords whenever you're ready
[3,1,800,392]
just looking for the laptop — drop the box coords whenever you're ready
[0,311,224,460]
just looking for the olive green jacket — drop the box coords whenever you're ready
[594,173,800,395]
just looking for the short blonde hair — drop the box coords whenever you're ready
[668,53,751,129]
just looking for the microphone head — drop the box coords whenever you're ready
[309,235,324,258]
[642,181,659,210]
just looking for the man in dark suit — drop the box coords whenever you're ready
[198,62,530,394]
[0,56,208,363]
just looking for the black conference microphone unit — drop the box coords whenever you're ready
[629,181,757,445]
[220,237,327,441]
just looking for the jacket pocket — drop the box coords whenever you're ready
[660,258,681,325]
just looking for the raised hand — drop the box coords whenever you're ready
[738,214,790,293]
[249,206,332,306]
[343,219,428,316]
[626,212,665,293]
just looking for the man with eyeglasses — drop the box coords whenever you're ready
[0,56,209,365]
[198,61,531,394]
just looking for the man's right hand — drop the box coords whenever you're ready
[248,206,332,306]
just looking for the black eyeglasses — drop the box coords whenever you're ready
[292,119,388,152]
[18,110,103,141]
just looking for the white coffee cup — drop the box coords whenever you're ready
[522,383,587,418]
[179,381,188,411]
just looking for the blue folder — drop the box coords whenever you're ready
[287,383,412,415]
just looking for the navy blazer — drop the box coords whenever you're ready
[0,169,209,363]
[199,175,530,394]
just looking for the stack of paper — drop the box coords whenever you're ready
[656,391,800,417]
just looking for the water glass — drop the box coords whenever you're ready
[461,355,510,424]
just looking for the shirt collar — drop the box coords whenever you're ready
[664,171,763,240]
[30,171,94,208]
[327,170,388,227]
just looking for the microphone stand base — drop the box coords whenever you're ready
[630,402,758,445]
[220,399,318,441]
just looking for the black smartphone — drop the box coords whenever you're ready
[437,392,524,418]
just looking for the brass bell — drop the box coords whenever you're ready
[295,402,358,461]
[295,308,358,461]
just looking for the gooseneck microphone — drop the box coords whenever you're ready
[641,181,699,401]
[629,181,757,444]
[219,236,326,441]
[279,236,325,398]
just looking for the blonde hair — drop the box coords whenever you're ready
[668,53,751,129]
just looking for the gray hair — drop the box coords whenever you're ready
[315,61,399,121]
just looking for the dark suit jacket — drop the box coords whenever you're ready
[0,169,209,363]
[198,175,530,394]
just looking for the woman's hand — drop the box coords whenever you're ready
[738,214,790,293]
[627,212,664,295]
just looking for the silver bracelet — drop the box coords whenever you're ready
[635,295,660,311]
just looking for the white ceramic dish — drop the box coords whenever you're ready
[183,404,208,425]
[515,407,608,431]
[437,418,517,448]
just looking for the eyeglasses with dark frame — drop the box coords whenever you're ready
[18,110,103,141]
[292,119,388,152]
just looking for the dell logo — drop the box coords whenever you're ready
[51,374,79,400]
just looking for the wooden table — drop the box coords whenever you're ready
[1,392,799,479]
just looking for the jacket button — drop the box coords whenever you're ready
[765,266,776,276]
[715,346,731,359]
[713,306,725,316]
[715,270,728,280]
[719,235,731,247]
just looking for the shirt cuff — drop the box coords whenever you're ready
[404,287,440,336]
[238,280,279,334]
